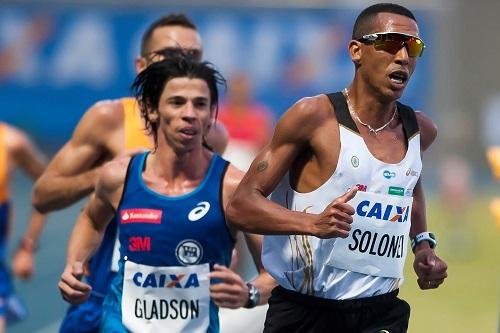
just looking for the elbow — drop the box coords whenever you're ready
[32,179,50,213]
[226,195,248,232]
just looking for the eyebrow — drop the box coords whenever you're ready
[166,95,209,102]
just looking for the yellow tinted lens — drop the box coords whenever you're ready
[407,38,424,57]
[373,34,424,57]
[373,39,404,54]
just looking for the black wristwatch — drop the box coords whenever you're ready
[244,283,260,308]
[411,232,437,253]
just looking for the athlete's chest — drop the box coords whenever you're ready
[117,193,227,265]
[118,192,222,234]
[358,126,408,164]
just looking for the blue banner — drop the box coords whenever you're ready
[0,6,434,148]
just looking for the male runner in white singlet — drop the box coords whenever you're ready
[228,3,448,333]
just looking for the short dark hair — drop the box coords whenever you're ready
[352,3,417,39]
[131,55,226,149]
[141,13,197,56]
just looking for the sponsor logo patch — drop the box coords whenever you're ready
[356,184,367,192]
[356,200,410,223]
[188,202,210,222]
[383,170,396,179]
[405,168,419,177]
[128,236,151,252]
[133,272,200,289]
[388,186,404,196]
[121,209,162,224]
[351,156,359,168]
[176,240,203,265]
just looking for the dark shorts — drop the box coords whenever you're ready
[264,286,410,333]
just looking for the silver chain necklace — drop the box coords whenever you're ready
[343,88,397,135]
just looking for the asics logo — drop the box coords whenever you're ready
[188,201,210,222]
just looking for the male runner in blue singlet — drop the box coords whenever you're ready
[32,14,231,333]
[58,56,274,332]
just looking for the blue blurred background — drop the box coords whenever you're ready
[0,5,433,151]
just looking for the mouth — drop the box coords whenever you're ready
[179,127,198,139]
[388,70,409,86]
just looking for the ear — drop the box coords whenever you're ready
[135,56,148,74]
[147,107,159,123]
[206,107,216,132]
[349,40,362,65]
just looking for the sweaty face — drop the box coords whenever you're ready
[137,26,203,72]
[155,77,213,153]
[357,13,420,100]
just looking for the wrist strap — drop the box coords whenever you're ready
[244,282,260,309]
[411,232,436,253]
[18,238,37,252]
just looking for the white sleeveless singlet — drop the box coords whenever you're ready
[262,92,422,300]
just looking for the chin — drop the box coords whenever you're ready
[384,87,405,101]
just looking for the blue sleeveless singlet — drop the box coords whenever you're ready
[101,152,234,333]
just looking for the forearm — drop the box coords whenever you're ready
[18,209,46,250]
[409,180,427,238]
[33,168,99,213]
[249,272,276,306]
[66,214,106,266]
[228,190,313,235]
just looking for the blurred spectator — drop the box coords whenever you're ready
[0,122,48,332]
[486,148,500,228]
[438,155,475,257]
[217,71,275,332]
[482,94,500,229]
[0,15,51,82]
[218,71,274,170]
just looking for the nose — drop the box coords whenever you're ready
[181,102,197,122]
[394,42,410,66]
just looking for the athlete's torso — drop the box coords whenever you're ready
[263,92,422,300]
[106,152,233,333]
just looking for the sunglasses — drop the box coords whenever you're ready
[357,32,425,57]
[146,47,202,63]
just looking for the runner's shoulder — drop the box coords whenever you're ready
[97,155,131,195]
[82,98,126,131]
[278,94,333,138]
[415,111,437,150]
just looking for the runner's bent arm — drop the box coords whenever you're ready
[411,112,447,289]
[5,125,48,279]
[243,232,277,305]
[226,100,320,235]
[227,98,356,238]
[59,158,127,304]
[409,112,437,245]
[33,102,122,212]
[209,164,276,308]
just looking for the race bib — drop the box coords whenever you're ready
[122,261,210,333]
[328,191,412,278]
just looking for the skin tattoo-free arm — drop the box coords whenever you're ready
[410,112,447,290]
[33,102,123,213]
[59,158,128,304]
